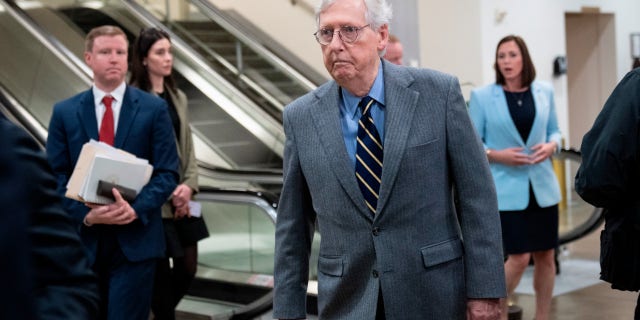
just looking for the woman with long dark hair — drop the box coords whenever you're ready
[130,28,209,320]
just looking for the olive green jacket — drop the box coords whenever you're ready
[158,87,198,219]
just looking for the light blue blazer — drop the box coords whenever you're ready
[469,81,562,211]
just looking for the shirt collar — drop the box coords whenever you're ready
[92,82,126,107]
[341,61,386,120]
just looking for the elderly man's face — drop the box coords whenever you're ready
[318,0,388,87]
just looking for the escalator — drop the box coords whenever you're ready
[0,2,280,318]
[165,0,323,117]
[9,0,285,170]
[106,0,326,120]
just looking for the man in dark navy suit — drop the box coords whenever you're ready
[0,116,99,319]
[46,25,179,319]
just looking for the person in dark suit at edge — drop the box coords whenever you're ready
[0,116,99,319]
[46,25,179,319]
[272,0,506,319]
[575,67,640,319]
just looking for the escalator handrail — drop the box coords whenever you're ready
[197,186,278,223]
[189,0,317,92]
[229,290,274,320]
[0,84,47,146]
[120,0,285,156]
[555,148,605,245]
[197,160,283,185]
[558,206,604,245]
[194,187,278,318]
[168,20,286,114]
[2,0,93,82]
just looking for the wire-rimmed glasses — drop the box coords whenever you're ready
[313,24,370,45]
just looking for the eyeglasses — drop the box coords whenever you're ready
[313,24,370,45]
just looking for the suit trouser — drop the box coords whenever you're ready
[94,230,156,320]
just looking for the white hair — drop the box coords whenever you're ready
[315,0,393,30]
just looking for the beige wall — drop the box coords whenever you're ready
[210,0,327,77]
[413,0,639,148]
[566,13,616,149]
[419,1,483,101]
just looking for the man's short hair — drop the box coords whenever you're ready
[85,25,127,52]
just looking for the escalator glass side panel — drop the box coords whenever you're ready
[555,149,604,245]
[199,200,275,275]
[0,6,88,129]
[194,190,277,285]
[186,190,277,313]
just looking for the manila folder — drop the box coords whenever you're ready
[79,154,152,204]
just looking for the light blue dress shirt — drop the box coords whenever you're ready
[340,62,386,168]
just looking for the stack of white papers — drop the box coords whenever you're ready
[66,140,153,204]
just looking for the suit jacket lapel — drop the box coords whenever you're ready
[311,82,371,217]
[77,90,98,140]
[376,63,419,215]
[115,86,139,148]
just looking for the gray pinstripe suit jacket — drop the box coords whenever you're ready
[274,61,506,319]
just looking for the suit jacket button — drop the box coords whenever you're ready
[372,227,380,236]
[372,270,379,278]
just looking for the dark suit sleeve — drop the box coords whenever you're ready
[46,103,89,225]
[0,122,34,320]
[3,120,99,319]
[130,99,179,225]
[575,69,640,209]
[444,76,506,298]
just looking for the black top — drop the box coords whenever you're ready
[504,88,535,142]
[157,90,180,142]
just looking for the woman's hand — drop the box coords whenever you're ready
[172,184,193,218]
[488,147,531,166]
[529,141,557,164]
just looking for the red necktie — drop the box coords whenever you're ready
[99,96,114,146]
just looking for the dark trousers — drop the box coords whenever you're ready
[151,244,198,320]
[94,232,156,320]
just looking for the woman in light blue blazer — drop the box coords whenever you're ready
[469,35,561,320]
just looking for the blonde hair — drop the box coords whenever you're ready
[85,25,127,52]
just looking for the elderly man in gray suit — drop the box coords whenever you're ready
[273,0,506,319]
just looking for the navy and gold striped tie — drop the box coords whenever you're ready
[355,96,383,216]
